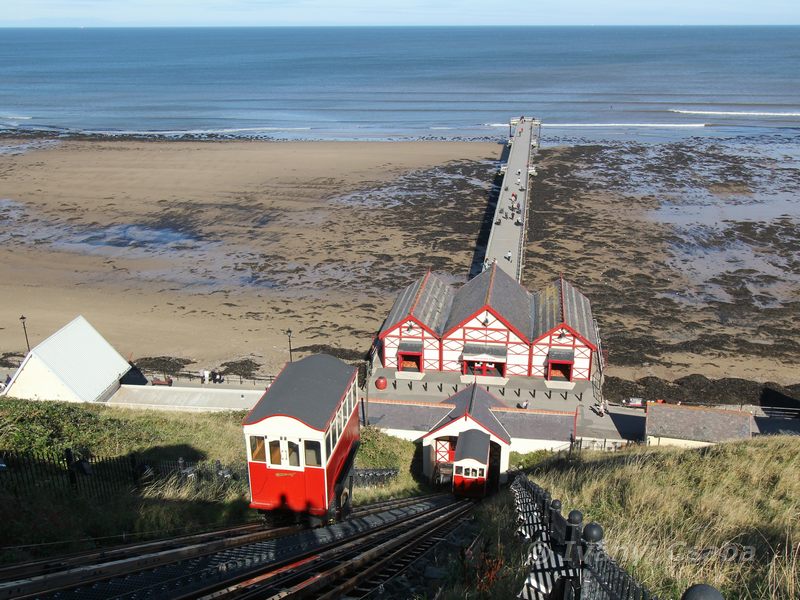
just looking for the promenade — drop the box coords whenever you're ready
[483,117,541,282]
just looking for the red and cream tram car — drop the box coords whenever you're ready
[243,354,360,524]
[452,429,491,498]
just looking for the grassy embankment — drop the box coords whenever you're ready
[0,398,421,562]
[442,437,799,600]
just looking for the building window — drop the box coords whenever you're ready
[326,432,332,457]
[479,468,485,477]
[249,436,266,462]
[455,466,463,475]
[305,440,322,467]
[397,352,423,372]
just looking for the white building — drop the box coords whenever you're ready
[2,315,131,403]
[377,264,601,384]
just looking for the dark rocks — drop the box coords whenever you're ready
[604,375,800,407]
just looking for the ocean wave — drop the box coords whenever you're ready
[670,109,800,117]
[543,123,708,128]
[482,123,509,128]
[0,114,33,120]
[81,126,313,136]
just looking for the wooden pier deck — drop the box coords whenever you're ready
[483,117,541,282]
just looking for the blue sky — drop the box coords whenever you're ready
[3,0,799,27]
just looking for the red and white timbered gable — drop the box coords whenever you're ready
[377,267,599,383]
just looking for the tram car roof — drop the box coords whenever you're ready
[243,354,357,429]
[454,429,491,463]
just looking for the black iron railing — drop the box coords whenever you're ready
[0,449,245,501]
[352,468,398,487]
[511,475,723,600]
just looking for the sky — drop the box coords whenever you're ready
[2,0,799,27]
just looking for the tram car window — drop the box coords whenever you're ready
[242,354,360,523]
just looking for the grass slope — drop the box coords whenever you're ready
[520,437,799,599]
[0,399,423,562]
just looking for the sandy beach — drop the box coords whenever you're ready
[1,136,798,392]
[0,139,499,376]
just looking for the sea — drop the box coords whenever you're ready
[1,26,799,142]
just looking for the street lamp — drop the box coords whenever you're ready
[19,315,30,353]
[286,329,293,363]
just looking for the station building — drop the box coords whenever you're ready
[377,264,600,383]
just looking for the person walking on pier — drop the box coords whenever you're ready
[504,251,512,262]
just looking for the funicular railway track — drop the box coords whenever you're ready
[0,494,437,585]
[0,494,468,600]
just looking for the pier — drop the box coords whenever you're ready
[483,117,541,282]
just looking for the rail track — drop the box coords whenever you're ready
[0,493,467,600]
[0,493,437,585]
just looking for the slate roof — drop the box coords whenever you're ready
[493,410,575,441]
[427,384,511,444]
[646,403,753,443]
[530,277,597,348]
[548,348,575,362]
[4,315,130,403]
[444,264,532,340]
[367,399,576,444]
[243,354,355,429]
[454,429,491,463]
[379,271,454,336]
[367,401,451,433]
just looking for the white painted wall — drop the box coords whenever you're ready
[421,415,510,481]
[442,309,531,375]
[382,319,439,371]
[647,436,714,449]
[531,328,593,381]
[508,438,571,454]
[5,355,83,403]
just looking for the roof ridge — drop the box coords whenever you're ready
[559,274,566,324]
[484,263,497,308]
[467,383,477,417]
[408,270,431,317]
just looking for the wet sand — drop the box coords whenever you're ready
[0,139,499,375]
[523,137,800,388]
[1,136,797,393]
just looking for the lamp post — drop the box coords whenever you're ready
[19,315,30,353]
[286,329,293,363]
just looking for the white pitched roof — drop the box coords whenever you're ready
[5,315,130,403]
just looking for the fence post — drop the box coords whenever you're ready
[130,453,139,486]
[64,448,78,491]
[566,510,583,565]
[549,498,562,530]
[579,522,603,598]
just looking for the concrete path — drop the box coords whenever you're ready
[484,117,541,282]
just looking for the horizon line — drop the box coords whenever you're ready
[2,23,800,28]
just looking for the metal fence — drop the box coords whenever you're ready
[352,468,398,487]
[0,449,138,500]
[511,475,720,600]
[0,449,246,501]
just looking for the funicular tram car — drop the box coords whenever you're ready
[452,429,491,498]
[243,354,360,525]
